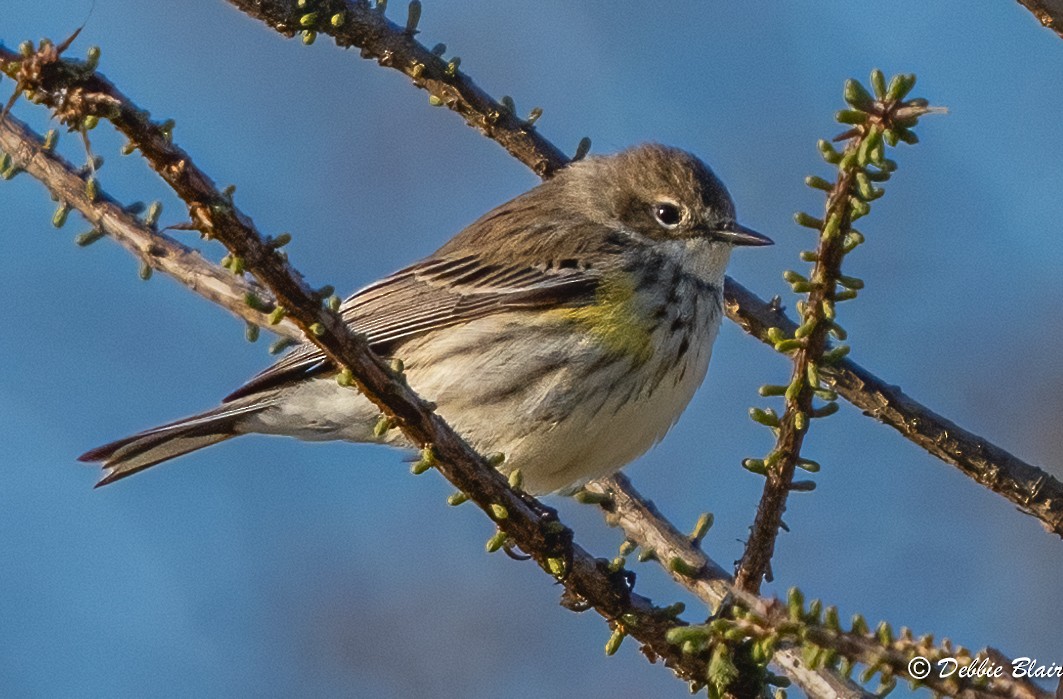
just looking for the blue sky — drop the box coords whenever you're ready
[3,2,1062,697]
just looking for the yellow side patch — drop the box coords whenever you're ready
[550,272,654,364]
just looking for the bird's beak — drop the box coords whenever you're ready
[714,222,773,246]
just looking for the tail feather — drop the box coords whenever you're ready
[79,397,273,487]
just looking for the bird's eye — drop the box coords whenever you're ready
[652,201,683,229]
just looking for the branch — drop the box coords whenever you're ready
[1014,0,1063,37]
[585,476,874,699]
[586,476,1050,699]
[0,113,301,342]
[219,0,1063,540]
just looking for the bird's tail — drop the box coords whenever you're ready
[78,396,273,487]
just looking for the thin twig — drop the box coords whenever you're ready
[585,475,874,699]
[587,476,1050,699]
[0,112,301,341]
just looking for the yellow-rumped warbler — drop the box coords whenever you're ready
[80,144,771,494]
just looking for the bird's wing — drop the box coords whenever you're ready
[222,254,601,402]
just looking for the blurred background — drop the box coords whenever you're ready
[3,2,1062,696]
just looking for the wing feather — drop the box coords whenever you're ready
[222,255,600,402]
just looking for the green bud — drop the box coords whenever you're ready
[782,269,808,284]
[824,605,840,631]
[689,512,713,544]
[604,628,625,656]
[668,556,702,577]
[828,322,847,340]
[445,57,461,77]
[507,469,523,489]
[835,109,868,125]
[794,411,808,431]
[309,322,325,336]
[835,289,858,302]
[804,175,833,191]
[270,338,297,355]
[837,271,863,288]
[821,299,835,320]
[790,480,816,492]
[790,281,812,294]
[875,621,894,645]
[526,107,543,125]
[843,78,875,111]
[799,250,819,262]
[817,139,841,164]
[886,73,916,102]
[485,530,507,553]
[490,504,508,520]
[774,338,804,353]
[749,407,780,427]
[546,556,566,578]
[870,69,887,99]
[75,229,105,246]
[268,306,286,325]
[52,202,71,228]
[573,136,591,161]
[85,177,98,202]
[83,115,99,130]
[822,344,851,364]
[43,129,58,151]
[574,490,612,505]
[758,384,787,397]
[822,213,841,240]
[849,197,870,219]
[813,388,838,402]
[842,230,865,253]
[86,45,101,71]
[805,362,820,387]
[851,613,869,635]
[373,414,394,437]
[299,12,319,26]
[854,171,883,201]
[812,399,837,416]
[145,201,162,227]
[793,212,823,229]
[428,94,443,107]
[139,261,153,281]
[797,458,820,473]
[896,129,919,145]
[330,12,345,27]
[742,458,767,475]
[447,491,469,506]
[336,368,354,386]
[787,587,805,620]
[302,30,316,45]
[794,319,817,339]
[327,295,341,311]
[405,1,422,34]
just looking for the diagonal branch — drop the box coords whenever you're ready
[217,0,1063,539]
[1014,0,1063,37]
[0,113,301,341]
